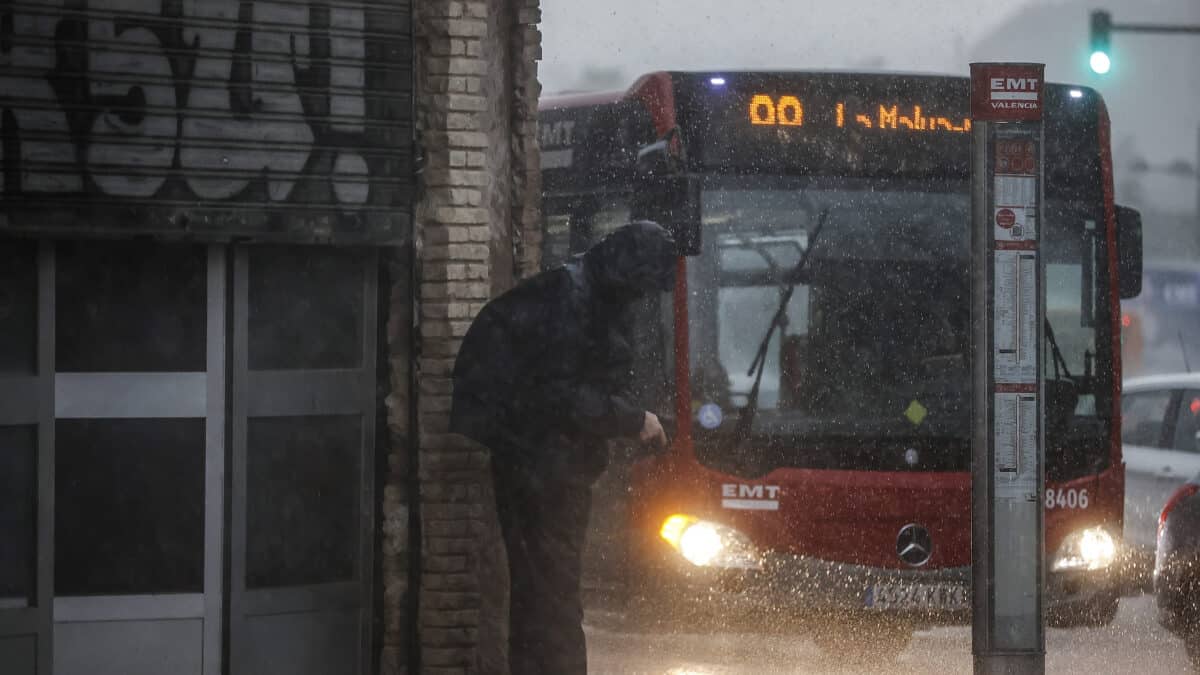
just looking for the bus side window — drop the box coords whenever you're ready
[542,194,634,270]
[541,198,576,270]
[589,197,632,240]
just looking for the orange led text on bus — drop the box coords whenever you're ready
[749,94,971,133]
[749,94,803,126]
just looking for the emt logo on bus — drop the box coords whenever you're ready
[721,483,781,511]
[538,120,577,169]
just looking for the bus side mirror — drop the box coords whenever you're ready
[1116,205,1142,299]
[631,172,702,257]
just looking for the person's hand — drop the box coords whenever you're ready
[639,411,668,449]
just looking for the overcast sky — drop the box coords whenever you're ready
[541,0,1200,215]
[540,0,1028,90]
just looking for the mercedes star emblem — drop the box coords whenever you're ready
[896,523,933,567]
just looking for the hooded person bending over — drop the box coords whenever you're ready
[450,221,677,675]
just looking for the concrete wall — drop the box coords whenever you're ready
[381,0,541,672]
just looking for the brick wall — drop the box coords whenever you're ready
[381,0,541,672]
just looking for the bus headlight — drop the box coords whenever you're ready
[1052,527,1116,572]
[660,514,761,569]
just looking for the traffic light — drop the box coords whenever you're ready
[1090,10,1112,74]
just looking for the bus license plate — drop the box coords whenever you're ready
[865,583,968,611]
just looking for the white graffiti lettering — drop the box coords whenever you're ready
[182,0,313,201]
[88,1,177,197]
[0,0,82,193]
[0,0,376,207]
[328,4,368,205]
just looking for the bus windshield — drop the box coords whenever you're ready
[689,181,1110,476]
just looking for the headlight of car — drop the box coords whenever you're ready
[659,514,761,569]
[1052,527,1116,572]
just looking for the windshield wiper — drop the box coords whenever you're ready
[732,209,830,444]
[1045,319,1073,381]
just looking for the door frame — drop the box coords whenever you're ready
[228,246,379,675]
[48,243,226,675]
[0,240,55,672]
[1,241,381,675]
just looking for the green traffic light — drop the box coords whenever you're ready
[1089,10,1112,75]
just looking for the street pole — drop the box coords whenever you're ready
[1108,21,1200,35]
[971,63,1047,675]
[1087,11,1200,248]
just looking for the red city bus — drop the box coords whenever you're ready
[538,71,1142,649]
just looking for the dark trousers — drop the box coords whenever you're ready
[491,448,602,675]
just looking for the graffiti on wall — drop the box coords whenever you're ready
[0,0,412,242]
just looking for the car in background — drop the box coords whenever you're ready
[1155,473,1200,669]
[1122,374,1200,557]
[1121,262,1200,378]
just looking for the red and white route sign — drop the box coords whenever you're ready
[994,138,1038,175]
[992,135,1039,244]
[970,63,1045,122]
[970,62,1047,667]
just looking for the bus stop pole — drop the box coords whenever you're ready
[970,63,1047,675]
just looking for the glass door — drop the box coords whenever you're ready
[229,246,378,675]
[50,241,225,675]
[0,239,53,674]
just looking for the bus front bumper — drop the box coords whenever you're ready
[644,552,1119,626]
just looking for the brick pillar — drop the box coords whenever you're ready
[380,0,542,673]
[381,247,417,675]
[512,0,543,279]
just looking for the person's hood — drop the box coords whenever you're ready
[582,221,677,301]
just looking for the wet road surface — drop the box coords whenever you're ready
[586,594,1191,674]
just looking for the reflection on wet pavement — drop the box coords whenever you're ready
[587,595,1190,674]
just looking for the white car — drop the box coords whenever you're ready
[1122,373,1200,552]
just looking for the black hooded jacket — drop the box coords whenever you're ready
[450,222,677,468]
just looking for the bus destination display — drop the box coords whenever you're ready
[696,74,975,177]
[748,94,972,133]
